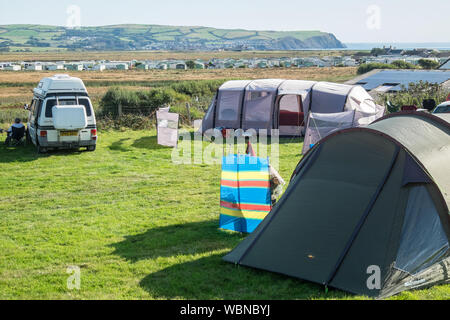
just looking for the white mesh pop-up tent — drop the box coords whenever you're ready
[302,83,385,154]
[201,79,384,137]
[302,111,356,154]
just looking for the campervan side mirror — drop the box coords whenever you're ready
[24,104,29,110]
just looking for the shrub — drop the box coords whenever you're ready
[138,88,188,108]
[370,48,386,56]
[97,114,154,131]
[390,60,416,69]
[100,87,140,116]
[0,108,28,127]
[378,81,449,111]
[100,87,188,116]
[357,62,392,74]
[169,80,224,97]
[185,61,196,69]
[97,80,226,129]
[418,59,440,70]
[357,60,417,74]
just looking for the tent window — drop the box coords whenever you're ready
[244,91,273,122]
[249,91,269,100]
[279,95,302,113]
[218,91,241,121]
[395,186,449,275]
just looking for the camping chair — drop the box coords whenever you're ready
[7,126,26,147]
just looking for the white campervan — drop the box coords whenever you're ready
[26,74,97,153]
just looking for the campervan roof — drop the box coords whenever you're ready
[33,74,88,97]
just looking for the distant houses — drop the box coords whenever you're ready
[164,62,187,70]
[0,63,18,71]
[45,62,65,71]
[93,64,106,72]
[135,63,149,70]
[0,51,449,72]
[175,63,187,70]
[25,63,43,71]
[193,61,205,69]
[64,63,84,71]
[364,55,441,66]
[158,63,168,70]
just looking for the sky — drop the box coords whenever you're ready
[0,0,449,43]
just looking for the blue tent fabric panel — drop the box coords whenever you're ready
[222,154,270,172]
[220,185,272,206]
[219,215,263,233]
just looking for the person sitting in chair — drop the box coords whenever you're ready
[5,118,26,145]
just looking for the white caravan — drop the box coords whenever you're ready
[26,74,97,153]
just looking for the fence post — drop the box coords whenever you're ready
[185,102,192,125]
[118,103,122,117]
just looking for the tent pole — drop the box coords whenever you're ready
[239,82,252,129]
[212,91,219,129]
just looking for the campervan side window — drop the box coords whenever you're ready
[244,91,273,122]
[45,98,93,118]
[218,91,241,121]
[30,99,41,124]
[30,99,37,116]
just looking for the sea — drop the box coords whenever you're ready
[343,43,450,51]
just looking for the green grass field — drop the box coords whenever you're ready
[0,130,449,300]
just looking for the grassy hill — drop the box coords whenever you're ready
[0,24,346,52]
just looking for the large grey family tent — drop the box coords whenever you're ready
[200,79,384,136]
[224,112,450,298]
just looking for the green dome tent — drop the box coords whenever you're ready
[224,112,450,298]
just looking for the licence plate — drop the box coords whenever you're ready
[60,131,78,137]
